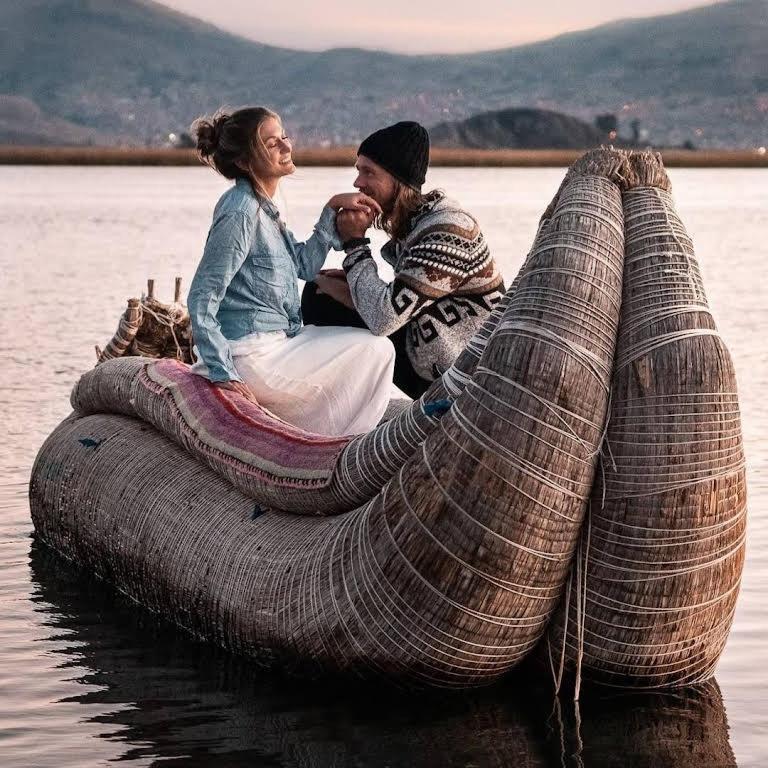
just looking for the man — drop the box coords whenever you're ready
[303,121,504,398]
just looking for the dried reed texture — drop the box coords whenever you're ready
[30,165,624,686]
[98,298,142,362]
[548,152,747,690]
[539,147,633,223]
[98,286,194,366]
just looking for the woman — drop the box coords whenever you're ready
[188,106,396,436]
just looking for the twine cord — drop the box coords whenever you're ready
[558,182,746,692]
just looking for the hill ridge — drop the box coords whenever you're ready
[0,0,765,147]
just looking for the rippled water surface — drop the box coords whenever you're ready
[1,166,766,767]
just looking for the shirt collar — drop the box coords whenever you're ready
[235,177,281,221]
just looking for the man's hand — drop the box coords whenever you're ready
[315,273,355,309]
[318,268,346,279]
[327,192,382,216]
[336,209,372,242]
[214,380,258,403]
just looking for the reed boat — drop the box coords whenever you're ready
[29,149,746,690]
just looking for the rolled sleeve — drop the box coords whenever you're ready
[316,204,343,250]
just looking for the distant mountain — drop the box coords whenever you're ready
[430,108,616,149]
[0,0,766,147]
[0,95,113,145]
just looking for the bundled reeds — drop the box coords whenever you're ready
[30,159,625,686]
[97,278,193,365]
[547,151,747,690]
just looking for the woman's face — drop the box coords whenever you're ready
[255,116,295,180]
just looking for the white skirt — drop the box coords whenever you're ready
[193,325,396,436]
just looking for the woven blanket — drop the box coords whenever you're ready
[142,359,351,489]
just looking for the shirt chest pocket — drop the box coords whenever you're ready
[249,247,295,304]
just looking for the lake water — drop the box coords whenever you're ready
[0,166,766,767]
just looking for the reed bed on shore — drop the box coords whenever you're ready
[2,145,767,167]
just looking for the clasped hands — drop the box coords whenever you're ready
[315,192,378,309]
[327,190,378,241]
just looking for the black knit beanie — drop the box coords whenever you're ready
[358,121,430,190]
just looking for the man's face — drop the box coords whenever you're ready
[353,155,398,214]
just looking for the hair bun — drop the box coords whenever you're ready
[191,105,278,179]
[193,112,230,158]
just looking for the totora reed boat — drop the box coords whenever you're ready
[29,149,747,691]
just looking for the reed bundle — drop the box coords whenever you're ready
[30,159,624,686]
[97,278,193,365]
[547,151,747,690]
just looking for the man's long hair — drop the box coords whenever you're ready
[374,182,425,241]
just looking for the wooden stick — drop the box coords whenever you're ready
[174,277,182,303]
[147,279,155,300]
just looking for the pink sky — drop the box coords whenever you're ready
[156,0,721,53]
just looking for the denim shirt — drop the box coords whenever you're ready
[188,177,340,382]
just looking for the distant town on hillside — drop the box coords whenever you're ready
[0,0,766,149]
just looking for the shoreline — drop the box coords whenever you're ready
[1,146,766,168]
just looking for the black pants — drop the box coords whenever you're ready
[301,281,431,399]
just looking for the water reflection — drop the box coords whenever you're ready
[535,684,736,767]
[29,541,736,767]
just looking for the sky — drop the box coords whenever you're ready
[156,0,720,53]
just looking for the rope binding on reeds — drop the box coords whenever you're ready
[28,148,746,693]
[97,277,193,364]
[545,148,747,698]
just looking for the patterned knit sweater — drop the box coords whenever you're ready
[342,190,505,381]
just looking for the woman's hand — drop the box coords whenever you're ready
[327,192,382,216]
[315,274,355,309]
[336,209,372,241]
[214,380,258,403]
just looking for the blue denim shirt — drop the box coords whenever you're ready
[188,178,340,382]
